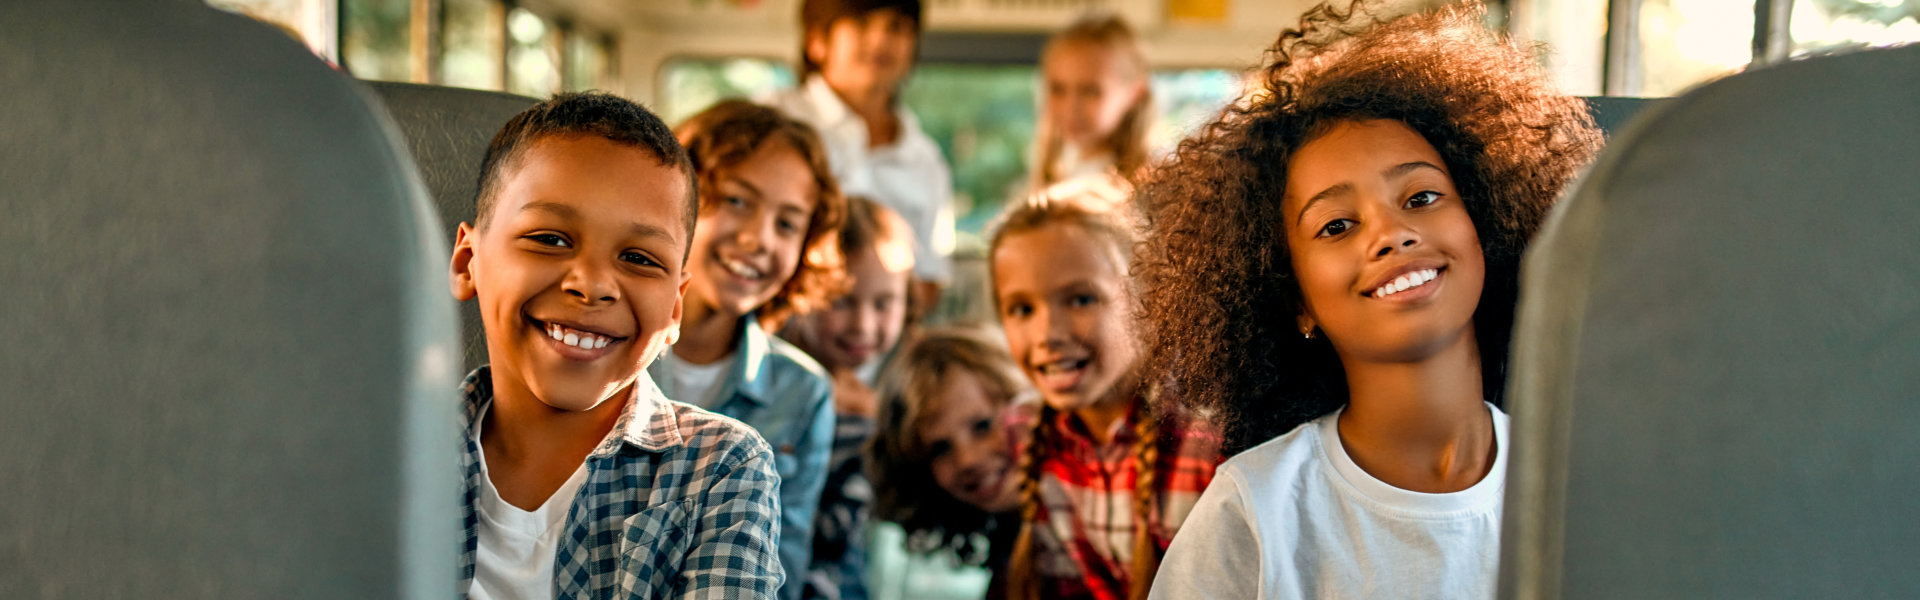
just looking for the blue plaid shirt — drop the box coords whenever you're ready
[458,367,785,599]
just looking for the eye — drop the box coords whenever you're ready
[925,440,952,459]
[1406,191,1442,209]
[1316,219,1354,239]
[1069,293,1097,308]
[724,195,748,208]
[620,251,660,268]
[1004,301,1033,319]
[776,217,802,235]
[526,233,570,248]
[970,418,993,436]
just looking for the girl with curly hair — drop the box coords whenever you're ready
[1137,2,1601,598]
[867,326,1035,594]
[648,98,848,600]
[991,183,1224,600]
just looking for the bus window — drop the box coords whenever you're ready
[1791,0,1920,57]
[341,0,414,82]
[656,57,796,125]
[440,0,504,91]
[564,31,617,92]
[507,7,559,97]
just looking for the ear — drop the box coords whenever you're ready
[449,222,479,302]
[804,28,831,68]
[668,268,693,345]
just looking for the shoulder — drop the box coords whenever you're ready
[760,86,814,120]
[1219,415,1332,502]
[654,398,778,471]
[761,334,833,400]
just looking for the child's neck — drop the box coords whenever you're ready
[1335,329,1494,494]
[1068,377,1140,446]
[673,296,744,365]
[481,374,628,511]
[825,79,900,148]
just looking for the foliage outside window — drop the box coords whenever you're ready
[564,32,615,92]
[507,7,559,97]
[657,57,797,126]
[342,0,412,82]
[440,0,503,91]
[1791,0,1920,56]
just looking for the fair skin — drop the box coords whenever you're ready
[1042,38,1146,160]
[806,8,917,148]
[1282,118,1494,494]
[916,367,1028,513]
[674,139,821,365]
[992,222,1139,443]
[787,244,912,416]
[448,135,693,510]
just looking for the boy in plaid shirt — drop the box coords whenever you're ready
[447,92,782,599]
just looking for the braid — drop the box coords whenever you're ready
[1006,403,1056,600]
[1127,396,1163,600]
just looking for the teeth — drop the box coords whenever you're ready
[721,258,763,280]
[1375,269,1440,298]
[543,322,615,350]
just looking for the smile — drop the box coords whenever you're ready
[535,319,621,350]
[1037,358,1088,375]
[719,256,765,281]
[1371,268,1440,298]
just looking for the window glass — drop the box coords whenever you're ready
[440,0,503,90]
[656,57,796,125]
[1635,0,1755,95]
[1149,68,1245,154]
[507,7,558,97]
[1791,0,1920,56]
[564,32,614,92]
[341,0,412,81]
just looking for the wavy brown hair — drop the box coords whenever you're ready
[1134,0,1602,454]
[675,99,848,328]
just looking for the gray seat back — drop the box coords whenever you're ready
[365,81,538,371]
[0,2,460,598]
[1502,46,1920,599]
[1580,96,1666,137]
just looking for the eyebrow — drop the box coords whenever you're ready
[722,175,764,201]
[1293,161,1448,224]
[523,200,675,243]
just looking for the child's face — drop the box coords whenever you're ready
[1042,40,1143,152]
[450,135,692,411]
[993,222,1139,413]
[1281,119,1485,362]
[810,9,917,96]
[795,246,911,371]
[684,140,819,320]
[916,367,1027,514]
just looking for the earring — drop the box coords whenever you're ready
[1302,328,1314,340]
[666,323,681,346]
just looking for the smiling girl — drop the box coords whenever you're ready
[989,184,1222,600]
[1135,2,1602,598]
[1031,13,1154,190]
[648,99,848,600]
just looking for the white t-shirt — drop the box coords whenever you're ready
[1148,403,1509,600]
[660,349,732,410]
[469,414,592,600]
[763,76,955,284]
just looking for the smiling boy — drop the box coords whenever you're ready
[448,93,783,599]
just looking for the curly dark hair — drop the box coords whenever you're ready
[675,99,848,328]
[1133,0,1602,454]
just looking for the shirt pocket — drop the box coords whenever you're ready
[617,498,695,598]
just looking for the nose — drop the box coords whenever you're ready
[561,257,618,304]
[1040,304,1073,350]
[1371,213,1421,258]
[953,435,992,476]
[734,210,772,254]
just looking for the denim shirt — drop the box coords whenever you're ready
[649,316,837,600]
[457,367,785,599]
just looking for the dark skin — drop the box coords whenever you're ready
[1283,119,1495,494]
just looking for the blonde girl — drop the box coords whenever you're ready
[989,184,1221,600]
[1032,13,1154,190]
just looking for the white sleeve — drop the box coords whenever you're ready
[1147,467,1264,600]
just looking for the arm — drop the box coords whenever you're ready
[1146,470,1262,600]
[775,385,838,600]
[678,434,785,600]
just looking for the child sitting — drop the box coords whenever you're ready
[448,92,783,598]
[778,196,916,600]
[648,99,848,600]
[1134,2,1603,598]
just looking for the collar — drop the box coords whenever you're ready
[1049,396,1144,451]
[800,75,927,150]
[462,366,683,456]
[720,315,776,407]
[802,75,856,129]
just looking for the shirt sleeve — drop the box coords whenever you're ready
[773,382,838,600]
[1146,467,1263,600]
[677,432,785,599]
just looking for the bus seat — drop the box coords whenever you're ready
[365,82,538,371]
[1502,45,1920,599]
[0,2,459,598]
[1580,96,1666,137]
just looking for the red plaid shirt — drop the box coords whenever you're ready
[1027,399,1224,599]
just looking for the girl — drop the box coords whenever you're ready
[1032,13,1154,190]
[989,185,1223,600]
[779,196,916,600]
[650,99,847,600]
[767,0,953,312]
[867,326,1036,593]
[1135,3,1602,598]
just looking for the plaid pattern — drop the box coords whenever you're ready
[1029,401,1224,600]
[458,367,785,599]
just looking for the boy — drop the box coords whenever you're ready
[448,92,782,598]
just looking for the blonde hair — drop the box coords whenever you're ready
[987,190,1164,599]
[867,326,1031,560]
[1032,13,1155,190]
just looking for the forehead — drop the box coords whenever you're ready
[1284,119,1447,206]
[993,222,1125,289]
[493,136,690,242]
[718,140,819,211]
[915,368,998,433]
[1044,40,1120,75]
